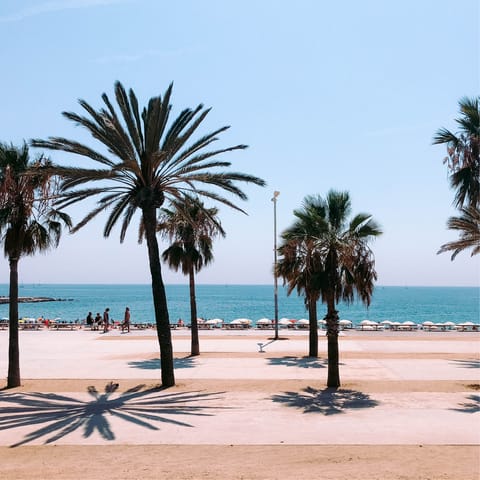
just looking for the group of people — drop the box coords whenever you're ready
[85,307,131,333]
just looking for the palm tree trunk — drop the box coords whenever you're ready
[143,207,175,387]
[307,295,318,357]
[189,268,200,356]
[325,292,340,388]
[7,256,20,388]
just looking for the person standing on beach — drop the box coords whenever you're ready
[122,307,130,333]
[103,308,110,333]
[86,312,93,327]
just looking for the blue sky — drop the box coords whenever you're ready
[0,0,478,286]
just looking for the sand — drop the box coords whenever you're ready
[0,328,479,479]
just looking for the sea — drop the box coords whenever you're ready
[0,284,478,327]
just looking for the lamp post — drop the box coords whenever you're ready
[272,191,280,340]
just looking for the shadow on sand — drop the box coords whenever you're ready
[271,386,379,415]
[450,359,480,369]
[128,357,196,370]
[267,356,328,369]
[450,394,480,414]
[0,382,225,447]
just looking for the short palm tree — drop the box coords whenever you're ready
[437,205,480,259]
[433,96,479,209]
[160,195,225,356]
[277,232,323,357]
[31,81,265,387]
[277,191,382,388]
[0,142,71,388]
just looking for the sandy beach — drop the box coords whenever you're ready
[0,328,479,479]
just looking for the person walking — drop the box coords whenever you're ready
[122,307,130,333]
[103,308,110,333]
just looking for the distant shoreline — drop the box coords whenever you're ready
[0,297,72,304]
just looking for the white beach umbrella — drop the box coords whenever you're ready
[205,319,219,325]
[257,318,272,325]
[278,318,292,325]
[297,319,309,325]
[230,319,243,324]
[380,320,393,325]
[339,319,353,325]
[360,319,374,326]
[318,319,327,324]
[237,318,252,325]
[402,321,416,326]
[422,321,434,326]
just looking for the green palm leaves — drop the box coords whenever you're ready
[32,81,264,241]
[279,191,382,307]
[277,190,382,387]
[433,97,480,259]
[0,142,72,260]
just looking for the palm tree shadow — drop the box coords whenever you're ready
[450,394,480,414]
[0,382,226,447]
[128,357,196,370]
[268,356,343,369]
[450,359,480,369]
[271,386,379,415]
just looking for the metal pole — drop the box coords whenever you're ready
[272,191,280,340]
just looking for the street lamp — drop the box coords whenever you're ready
[272,191,280,340]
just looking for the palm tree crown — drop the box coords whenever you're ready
[32,81,265,238]
[280,191,382,307]
[433,96,480,209]
[160,194,225,275]
[0,142,71,261]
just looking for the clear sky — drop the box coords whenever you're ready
[0,0,478,286]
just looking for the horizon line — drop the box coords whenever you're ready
[2,283,478,289]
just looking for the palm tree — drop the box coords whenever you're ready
[159,195,225,356]
[0,142,71,388]
[433,96,480,209]
[31,81,265,387]
[433,97,480,262]
[277,191,382,388]
[437,205,480,259]
[277,227,323,357]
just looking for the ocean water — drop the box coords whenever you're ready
[0,284,478,326]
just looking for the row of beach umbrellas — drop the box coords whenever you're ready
[197,318,478,329]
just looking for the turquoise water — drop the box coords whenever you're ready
[0,284,478,326]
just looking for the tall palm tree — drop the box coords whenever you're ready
[433,96,480,209]
[437,205,480,259]
[31,81,265,387]
[0,142,71,388]
[277,191,382,388]
[159,195,225,356]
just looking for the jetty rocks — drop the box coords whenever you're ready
[0,296,72,304]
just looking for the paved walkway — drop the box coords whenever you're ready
[0,330,478,447]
